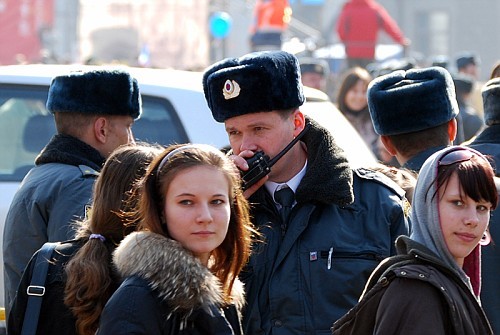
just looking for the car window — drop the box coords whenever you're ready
[0,86,188,182]
[0,85,51,182]
[133,95,189,145]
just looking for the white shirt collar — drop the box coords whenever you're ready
[265,160,307,200]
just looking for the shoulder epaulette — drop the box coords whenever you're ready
[78,165,100,177]
[353,167,405,198]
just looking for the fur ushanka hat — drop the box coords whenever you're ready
[482,77,500,126]
[46,68,142,119]
[367,66,459,136]
[203,50,305,122]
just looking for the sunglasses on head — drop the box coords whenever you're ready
[438,149,477,167]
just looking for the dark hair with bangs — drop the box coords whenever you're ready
[435,154,498,210]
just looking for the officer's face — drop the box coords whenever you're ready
[224,110,305,182]
[103,115,135,157]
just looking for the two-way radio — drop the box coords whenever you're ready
[241,123,310,190]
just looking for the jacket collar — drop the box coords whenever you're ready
[35,134,105,171]
[113,231,244,317]
[251,116,354,207]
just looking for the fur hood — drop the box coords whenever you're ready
[113,231,245,316]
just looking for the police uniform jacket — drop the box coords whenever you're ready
[241,119,410,334]
[98,231,244,335]
[331,236,493,335]
[3,134,103,312]
[469,126,500,334]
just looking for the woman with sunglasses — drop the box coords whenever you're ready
[97,144,255,335]
[332,146,497,334]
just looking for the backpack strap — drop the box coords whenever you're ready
[363,254,417,293]
[21,242,59,335]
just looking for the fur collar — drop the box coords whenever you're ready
[251,116,354,206]
[113,231,245,316]
[35,134,105,171]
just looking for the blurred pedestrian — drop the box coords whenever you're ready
[452,73,483,143]
[336,66,379,157]
[202,50,409,334]
[3,68,141,317]
[336,0,410,69]
[332,146,497,335]
[97,144,255,334]
[368,66,459,172]
[468,77,500,334]
[299,57,330,93]
[8,143,161,335]
[250,0,291,52]
[455,51,484,118]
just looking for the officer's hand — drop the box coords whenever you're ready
[230,150,268,199]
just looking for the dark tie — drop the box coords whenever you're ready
[274,186,295,236]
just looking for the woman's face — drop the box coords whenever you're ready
[345,79,368,112]
[438,172,492,267]
[163,165,231,266]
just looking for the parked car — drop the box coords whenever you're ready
[0,64,376,320]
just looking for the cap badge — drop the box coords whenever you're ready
[223,79,240,100]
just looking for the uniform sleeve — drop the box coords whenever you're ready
[375,277,449,335]
[97,283,164,335]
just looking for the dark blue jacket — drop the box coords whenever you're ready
[469,125,500,334]
[241,119,410,334]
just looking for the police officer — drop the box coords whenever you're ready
[202,50,409,334]
[368,66,459,172]
[3,69,141,317]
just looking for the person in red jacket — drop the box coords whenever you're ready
[250,0,291,52]
[336,0,410,69]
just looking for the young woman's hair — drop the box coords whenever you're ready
[336,66,372,112]
[64,142,162,335]
[134,143,255,304]
[430,148,498,210]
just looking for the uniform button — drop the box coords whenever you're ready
[273,319,283,327]
[400,271,407,275]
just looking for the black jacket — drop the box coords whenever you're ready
[97,232,244,335]
[8,238,104,335]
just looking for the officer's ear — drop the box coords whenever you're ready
[380,135,397,156]
[93,116,108,144]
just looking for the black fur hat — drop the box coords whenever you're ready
[203,51,305,122]
[46,69,142,119]
[482,77,500,126]
[367,66,459,136]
